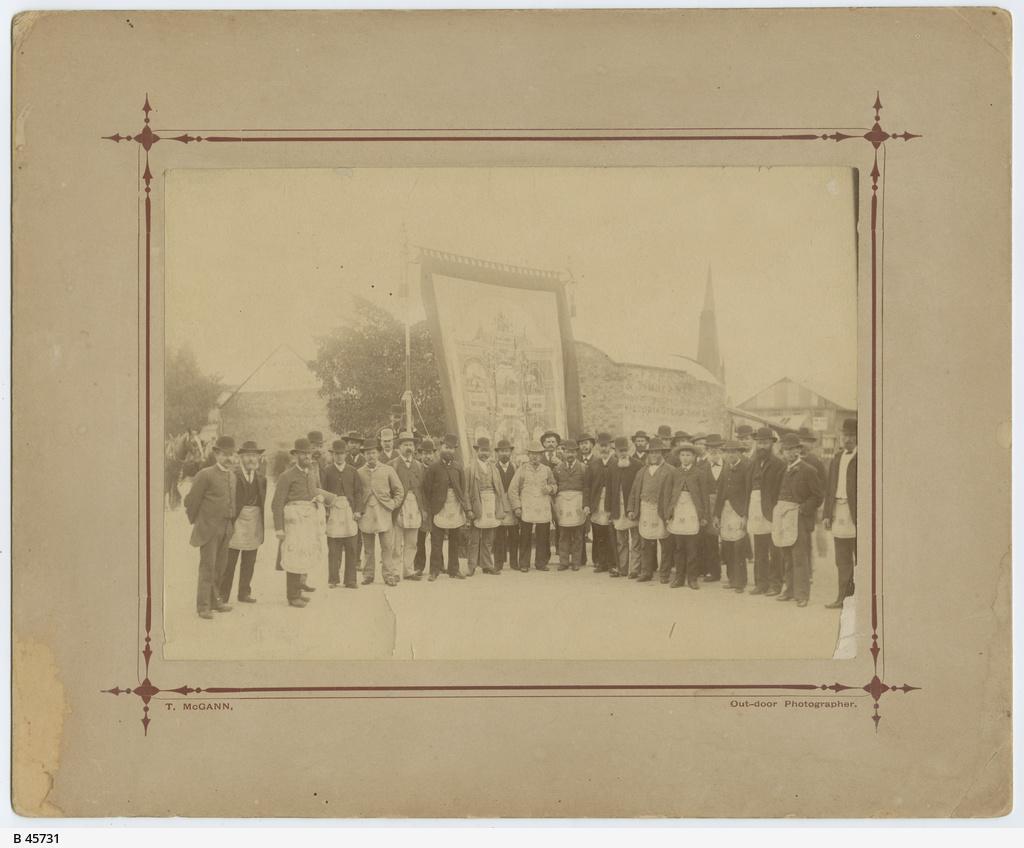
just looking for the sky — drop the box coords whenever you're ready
[165,166,858,407]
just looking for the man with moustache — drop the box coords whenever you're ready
[631,430,650,465]
[423,434,471,581]
[322,439,363,589]
[823,419,858,608]
[586,433,616,573]
[493,439,520,573]
[539,429,562,559]
[464,437,511,576]
[735,424,755,458]
[576,432,597,567]
[715,441,751,593]
[412,437,437,578]
[699,434,726,582]
[356,441,405,587]
[389,431,427,582]
[608,436,642,578]
[773,433,823,607]
[509,441,558,572]
[184,435,238,619]
[307,431,329,483]
[344,431,366,469]
[272,437,325,608]
[552,439,589,571]
[627,438,677,583]
[746,426,786,596]
[666,441,707,589]
[378,427,400,465]
[218,440,268,604]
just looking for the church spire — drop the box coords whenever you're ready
[697,265,725,383]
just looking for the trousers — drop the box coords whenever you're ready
[494,523,519,570]
[518,521,551,570]
[614,526,642,576]
[780,527,812,601]
[220,546,257,601]
[391,526,419,578]
[362,529,397,582]
[466,525,495,574]
[558,525,583,567]
[429,525,462,576]
[701,532,721,578]
[285,570,303,601]
[328,535,359,585]
[670,534,701,582]
[722,539,748,588]
[752,532,783,591]
[834,536,857,599]
[196,519,232,613]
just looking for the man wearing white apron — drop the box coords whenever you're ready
[322,439,363,588]
[627,438,677,583]
[219,440,267,604]
[667,442,707,588]
[493,439,519,572]
[356,442,405,586]
[823,418,858,608]
[423,434,471,581]
[746,426,786,596]
[389,432,427,581]
[509,441,557,572]
[586,433,616,574]
[772,433,824,607]
[553,440,589,571]
[465,437,511,576]
[714,441,751,593]
[272,438,324,608]
[413,438,437,577]
[698,434,726,582]
[608,436,642,579]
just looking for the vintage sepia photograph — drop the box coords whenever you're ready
[162,166,859,662]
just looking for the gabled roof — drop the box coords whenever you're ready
[576,339,720,385]
[736,376,855,412]
[219,344,320,407]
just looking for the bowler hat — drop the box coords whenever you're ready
[496,439,513,451]
[647,437,668,452]
[704,433,724,447]
[419,438,436,452]
[396,431,415,445]
[237,440,264,455]
[632,430,648,441]
[442,433,460,449]
[561,439,579,452]
[527,440,546,453]
[676,441,697,455]
[540,430,561,445]
[692,433,707,443]
[736,424,754,437]
[780,433,802,449]
[290,437,312,455]
[596,432,612,446]
[577,433,595,445]
[379,427,396,441]
[753,427,774,441]
[797,426,818,443]
[723,440,743,452]
[656,424,673,439]
[672,430,691,446]
[329,439,347,453]
[473,437,492,451]
[307,431,324,445]
[842,418,858,435]
[214,435,236,453]
[613,436,630,451]
[344,431,364,444]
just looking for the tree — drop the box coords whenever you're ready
[312,296,445,438]
[164,345,223,435]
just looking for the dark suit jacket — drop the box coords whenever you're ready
[233,470,268,520]
[184,464,235,547]
[746,451,786,521]
[390,455,427,517]
[628,461,677,522]
[715,457,750,518]
[670,464,709,523]
[322,462,363,507]
[823,450,858,525]
[802,452,827,487]
[607,457,642,519]
[585,457,614,511]
[422,458,469,516]
[777,460,824,533]
[494,460,517,494]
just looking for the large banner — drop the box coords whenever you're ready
[420,250,582,463]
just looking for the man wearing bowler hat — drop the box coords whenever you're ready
[184,435,238,619]
[553,439,589,571]
[509,441,557,571]
[464,437,511,576]
[586,433,616,573]
[631,430,650,465]
[322,439,363,588]
[823,418,858,608]
[492,438,520,572]
[389,431,427,581]
[627,437,676,582]
[715,440,751,593]
[746,426,786,596]
[698,434,726,582]
[608,436,643,578]
[773,433,823,607]
[576,432,597,568]
[378,427,399,465]
[666,441,707,589]
[272,437,325,608]
[356,441,405,586]
[219,440,268,604]
[423,434,471,580]
[412,437,437,576]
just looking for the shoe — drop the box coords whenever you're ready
[765,589,781,597]
[609,571,620,578]
[428,574,438,582]
[825,600,844,609]
[571,565,579,571]
[796,599,808,608]
[328,582,339,589]
[637,574,652,583]
[670,579,686,589]
[238,595,257,603]
[535,565,550,572]
[288,598,308,608]
[198,610,214,620]
[659,575,670,584]
[776,593,794,602]
[300,584,316,593]
[687,579,700,590]
[343,583,358,589]
[449,572,465,580]
[557,564,569,571]
[721,582,735,590]
[734,587,745,594]
[214,603,233,612]
[385,577,399,586]
[702,575,720,583]
[749,587,767,595]
[482,568,498,575]
[361,577,374,585]
[406,573,422,581]
[628,572,638,580]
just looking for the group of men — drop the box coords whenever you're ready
[181,418,858,619]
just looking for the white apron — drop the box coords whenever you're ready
[612,490,637,531]
[747,489,772,535]
[228,504,263,551]
[433,488,466,529]
[358,495,393,535]
[474,490,501,529]
[326,497,358,539]
[639,501,668,540]
[554,490,585,527]
[520,486,552,525]
[396,492,423,530]
[668,490,700,536]
[719,501,747,542]
[281,501,323,575]
[832,499,856,539]
[590,490,610,526]
[771,500,800,548]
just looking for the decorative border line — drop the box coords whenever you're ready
[102,94,920,735]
